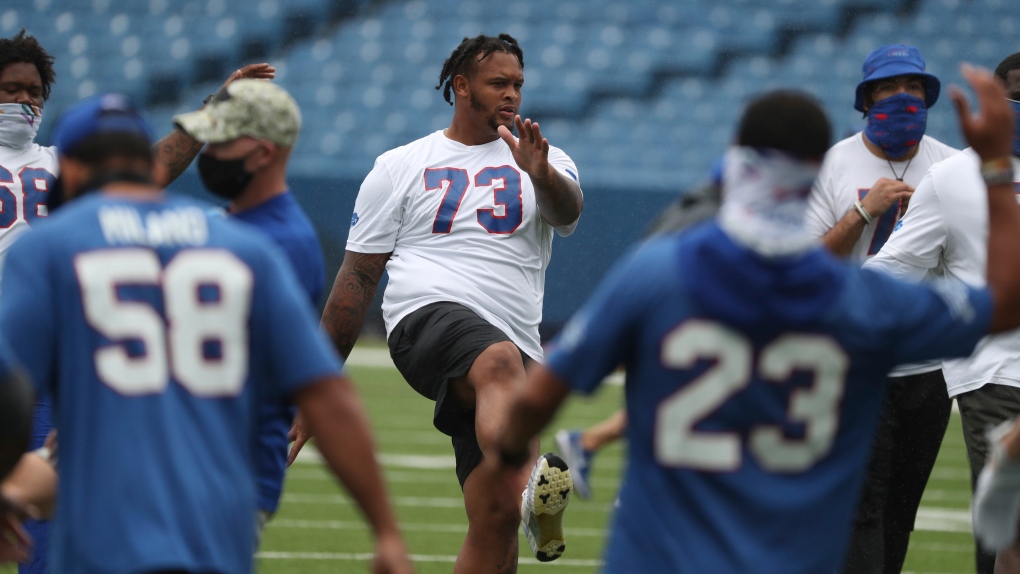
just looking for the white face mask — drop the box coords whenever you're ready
[718,146,821,257]
[0,103,43,149]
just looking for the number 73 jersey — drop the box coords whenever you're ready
[544,223,990,574]
[347,130,581,362]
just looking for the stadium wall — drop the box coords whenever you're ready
[167,173,678,340]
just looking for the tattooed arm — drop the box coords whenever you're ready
[321,250,391,361]
[151,130,204,188]
[286,250,390,466]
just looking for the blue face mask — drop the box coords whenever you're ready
[1009,99,1020,158]
[864,93,928,159]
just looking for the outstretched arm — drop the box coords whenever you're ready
[952,64,1020,333]
[498,116,583,227]
[151,63,276,186]
[296,375,414,574]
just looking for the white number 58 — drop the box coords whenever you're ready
[75,248,253,397]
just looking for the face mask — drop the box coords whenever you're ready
[1009,99,1020,158]
[0,103,42,149]
[198,152,254,200]
[864,93,928,159]
[718,146,821,258]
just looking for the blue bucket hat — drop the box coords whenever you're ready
[854,44,941,113]
[52,93,153,157]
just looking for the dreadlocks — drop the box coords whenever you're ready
[0,29,56,101]
[995,51,1020,83]
[436,34,523,106]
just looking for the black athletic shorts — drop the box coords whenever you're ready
[387,301,533,487]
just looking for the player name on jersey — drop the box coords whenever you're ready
[98,205,209,247]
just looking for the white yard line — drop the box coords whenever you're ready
[257,551,602,567]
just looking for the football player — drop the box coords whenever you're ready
[0,29,274,574]
[803,44,960,574]
[0,93,413,574]
[497,65,1020,573]
[865,50,1020,574]
[289,33,584,570]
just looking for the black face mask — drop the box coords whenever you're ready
[198,153,254,200]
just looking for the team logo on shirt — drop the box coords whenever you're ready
[893,220,904,233]
[351,212,359,228]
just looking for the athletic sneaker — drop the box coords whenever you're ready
[521,452,573,562]
[555,429,593,499]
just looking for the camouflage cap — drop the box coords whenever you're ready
[174,79,301,147]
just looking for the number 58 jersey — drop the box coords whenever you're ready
[0,193,343,574]
[347,130,581,361]
[545,222,990,574]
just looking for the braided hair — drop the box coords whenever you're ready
[0,29,56,101]
[436,34,523,106]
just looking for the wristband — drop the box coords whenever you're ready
[981,157,1015,187]
[853,200,874,225]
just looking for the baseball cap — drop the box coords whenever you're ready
[854,44,941,112]
[52,93,154,156]
[174,80,301,147]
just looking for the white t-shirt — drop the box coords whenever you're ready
[346,130,581,361]
[0,143,58,289]
[806,132,959,377]
[864,150,1020,397]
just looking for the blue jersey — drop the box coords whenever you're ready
[546,222,990,574]
[233,191,326,513]
[0,192,343,574]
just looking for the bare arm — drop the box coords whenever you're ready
[1,452,56,519]
[296,376,414,574]
[320,250,391,361]
[497,364,572,467]
[498,116,583,227]
[150,63,276,187]
[821,178,914,257]
[951,65,1020,333]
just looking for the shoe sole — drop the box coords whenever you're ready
[522,453,572,562]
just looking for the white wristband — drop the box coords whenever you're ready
[853,200,874,225]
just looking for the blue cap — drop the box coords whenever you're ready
[854,44,940,112]
[52,93,153,156]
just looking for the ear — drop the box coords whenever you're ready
[248,141,278,171]
[452,74,471,102]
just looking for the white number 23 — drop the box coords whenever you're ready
[656,320,848,473]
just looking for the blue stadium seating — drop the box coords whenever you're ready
[5,0,1016,192]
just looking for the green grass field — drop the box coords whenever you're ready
[0,343,981,574]
[258,344,981,574]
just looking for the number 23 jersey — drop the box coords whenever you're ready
[347,130,581,361]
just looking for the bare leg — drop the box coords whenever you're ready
[581,409,627,453]
[451,341,535,574]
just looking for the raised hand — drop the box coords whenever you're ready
[951,63,1013,161]
[498,115,554,181]
[220,63,277,91]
